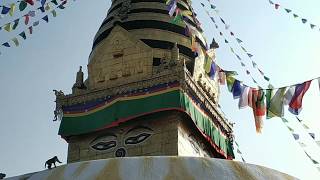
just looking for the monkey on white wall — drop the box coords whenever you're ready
[45,156,62,169]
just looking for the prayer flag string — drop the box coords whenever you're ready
[0,0,69,54]
[281,117,320,171]
[0,0,66,32]
[268,0,320,32]
[199,0,272,88]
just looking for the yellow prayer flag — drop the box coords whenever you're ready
[51,10,57,17]
[9,3,16,16]
[4,23,12,32]
[45,4,51,11]
[12,37,19,47]
[181,10,192,17]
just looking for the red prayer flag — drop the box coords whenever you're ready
[25,15,30,25]
[275,4,280,9]
[288,81,311,115]
[28,26,33,34]
[26,0,35,5]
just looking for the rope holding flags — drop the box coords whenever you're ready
[234,141,246,163]
[0,0,36,18]
[0,0,69,54]
[268,0,320,32]
[199,0,272,87]
[295,116,320,147]
[281,117,320,172]
[0,0,67,33]
[165,0,320,133]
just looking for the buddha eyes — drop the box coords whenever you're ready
[125,133,151,145]
[91,141,116,151]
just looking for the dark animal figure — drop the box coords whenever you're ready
[45,156,62,169]
[0,173,6,179]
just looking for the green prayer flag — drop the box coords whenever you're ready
[204,55,212,73]
[51,0,58,5]
[19,1,28,11]
[19,31,26,40]
[266,89,274,119]
[171,14,184,25]
[268,87,286,118]
[226,75,235,92]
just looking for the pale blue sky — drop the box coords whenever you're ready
[0,0,320,179]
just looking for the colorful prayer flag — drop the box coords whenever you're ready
[25,15,30,25]
[284,86,295,105]
[19,1,28,11]
[218,69,226,85]
[28,26,33,34]
[2,42,10,47]
[9,3,16,16]
[168,0,177,16]
[266,88,274,119]
[42,15,49,23]
[209,62,216,79]
[250,89,266,133]
[26,0,35,5]
[301,19,307,24]
[12,37,19,47]
[3,23,12,32]
[1,6,10,15]
[28,10,36,17]
[226,75,236,92]
[51,0,58,5]
[41,0,47,7]
[236,38,242,43]
[288,81,311,115]
[309,133,315,139]
[19,31,27,39]
[12,19,19,30]
[204,55,212,73]
[310,24,316,29]
[285,9,292,13]
[232,80,242,99]
[293,133,299,140]
[33,21,40,26]
[239,86,249,108]
[267,87,286,118]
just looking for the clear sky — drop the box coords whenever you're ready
[0,0,319,179]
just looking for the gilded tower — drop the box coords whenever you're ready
[55,0,235,163]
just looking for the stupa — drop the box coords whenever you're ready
[57,0,234,161]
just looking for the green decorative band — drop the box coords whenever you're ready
[59,88,234,158]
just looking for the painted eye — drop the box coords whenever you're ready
[91,141,116,151]
[125,133,151,145]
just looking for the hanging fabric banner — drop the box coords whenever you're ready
[288,81,312,115]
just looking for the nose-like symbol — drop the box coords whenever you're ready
[115,147,126,157]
